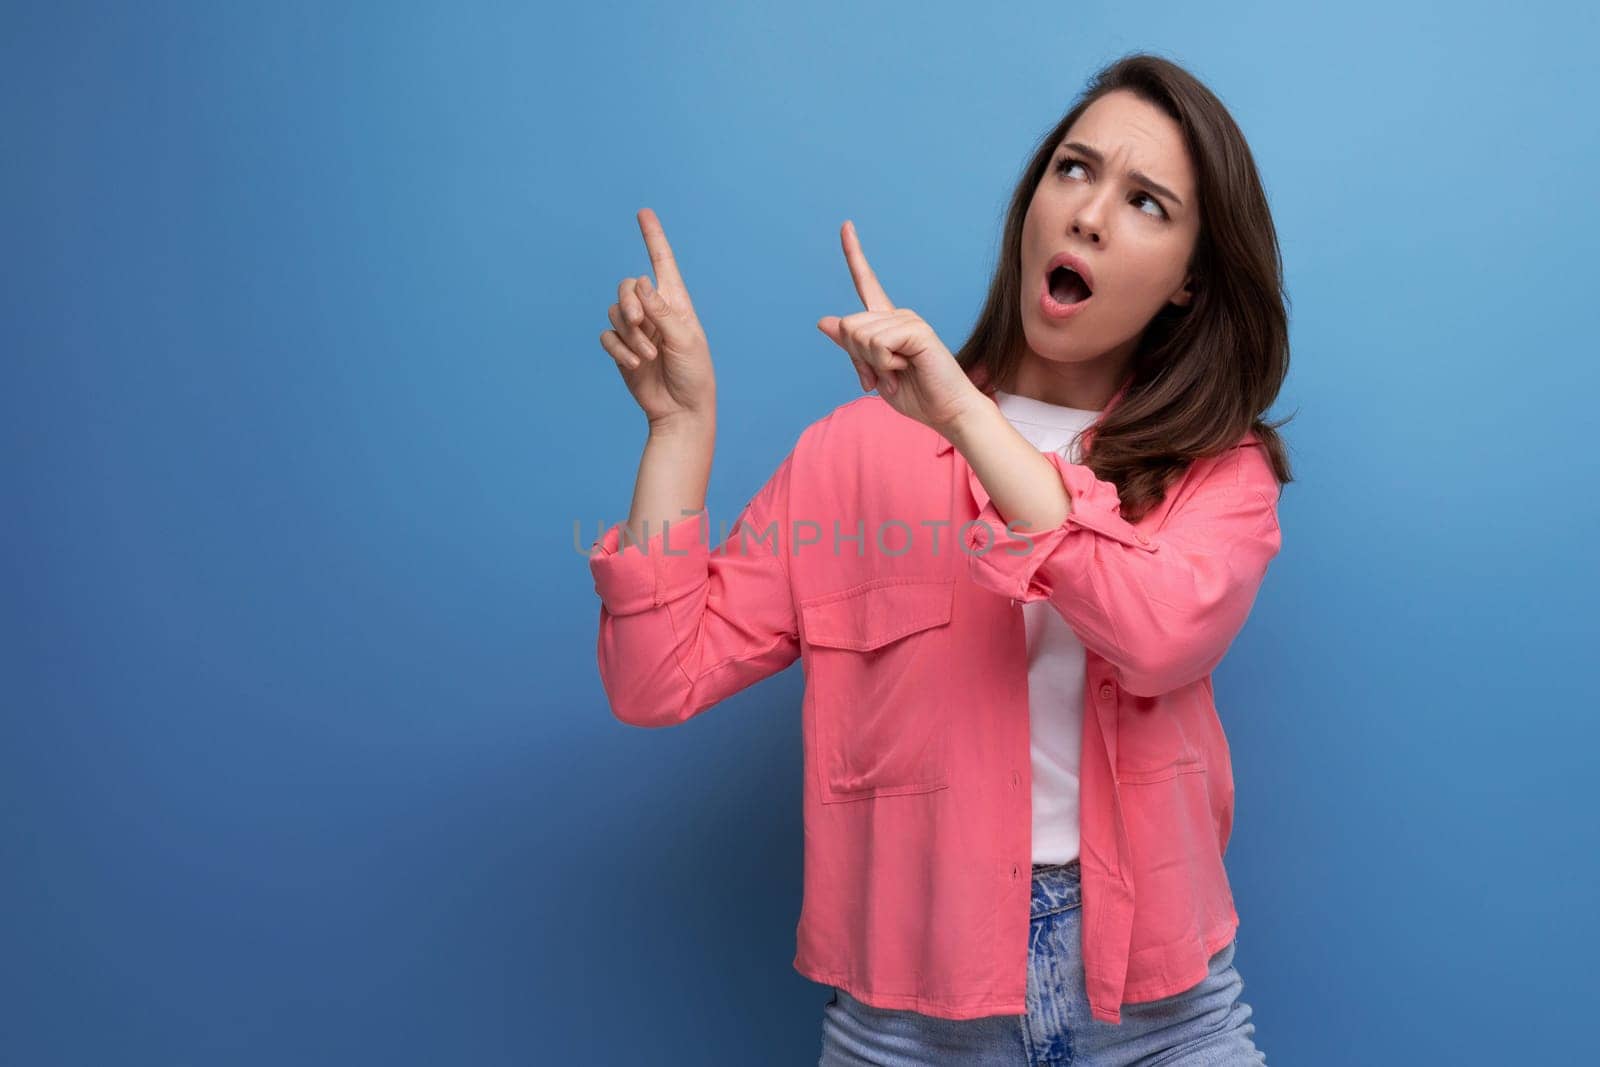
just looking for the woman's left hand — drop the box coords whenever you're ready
[816,220,982,437]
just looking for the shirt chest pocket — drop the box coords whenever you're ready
[1115,692,1207,784]
[799,577,956,805]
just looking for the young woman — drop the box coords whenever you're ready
[591,53,1292,1065]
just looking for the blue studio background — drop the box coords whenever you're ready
[4,2,1596,1064]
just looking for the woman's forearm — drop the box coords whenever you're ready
[945,396,1072,536]
[622,412,717,550]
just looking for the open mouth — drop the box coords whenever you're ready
[1047,264,1093,306]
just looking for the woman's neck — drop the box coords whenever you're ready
[1000,355,1128,411]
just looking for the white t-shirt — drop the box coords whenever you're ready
[991,389,1102,866]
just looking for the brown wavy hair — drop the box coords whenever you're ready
[956,52,1295,521]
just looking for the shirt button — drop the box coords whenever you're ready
[1010,863,1019,882]
[1098,682,1116,702]
[1135,532,1149,545]
[1010,770,1021,788]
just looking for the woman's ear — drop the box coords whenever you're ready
[1170,274,1196,308]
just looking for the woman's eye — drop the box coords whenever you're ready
[1054,156,1086,180]
[1134,192,1167,218]
[1054,156,1168,219]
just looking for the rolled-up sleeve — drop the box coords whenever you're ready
[964,444,1282,697]
[588,449,800,727]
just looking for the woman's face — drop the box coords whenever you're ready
[1017,89,1201,381]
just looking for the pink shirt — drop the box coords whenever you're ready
[587,385,1283,1024]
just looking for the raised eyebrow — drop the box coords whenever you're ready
[1058,141,1185,209]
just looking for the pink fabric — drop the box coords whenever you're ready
[588,388,1282,1024]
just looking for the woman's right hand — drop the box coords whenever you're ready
[600,208,716,428]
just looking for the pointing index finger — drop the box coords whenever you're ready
[842,219,895,312]
[636,207,685,294]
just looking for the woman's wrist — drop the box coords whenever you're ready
[940,391,1001,457]
[624,412,716,549]
[944,392,1073,535]
[647,406,716,443]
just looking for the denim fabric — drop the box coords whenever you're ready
[818,859,1265,1065]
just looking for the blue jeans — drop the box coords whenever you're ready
[818,859,1265,1065]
